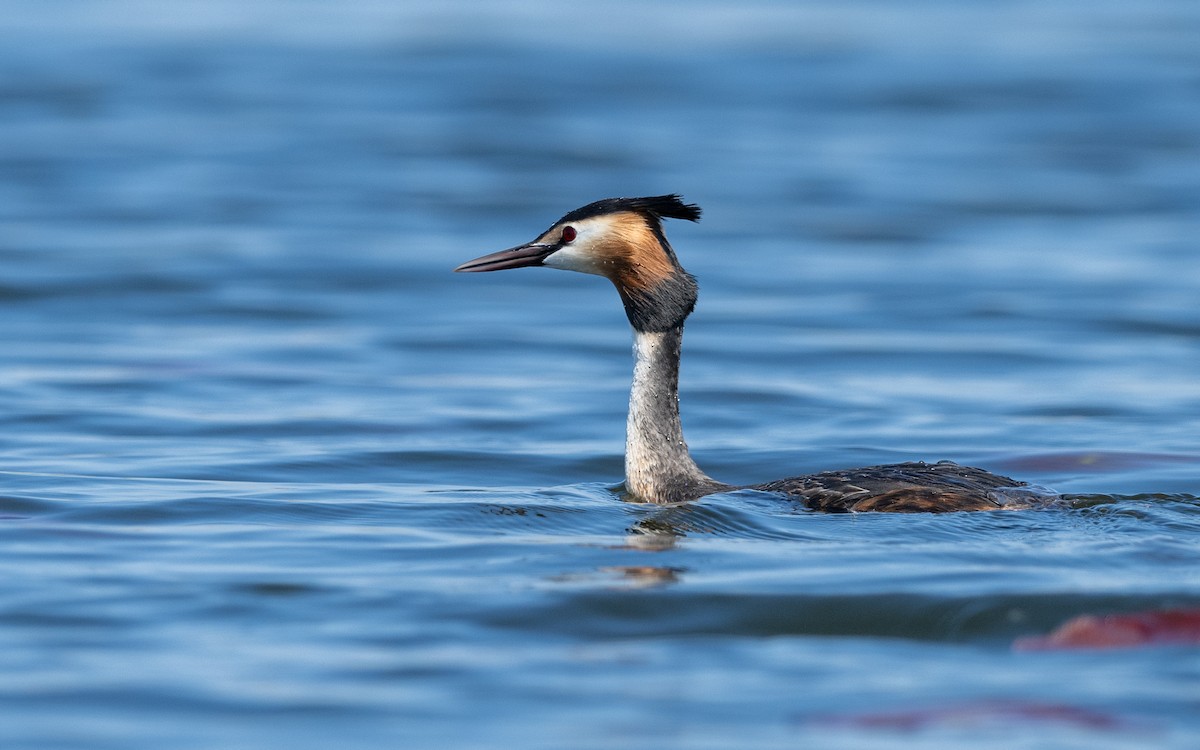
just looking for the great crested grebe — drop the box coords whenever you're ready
[455,195,1043,512]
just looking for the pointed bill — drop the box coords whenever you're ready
[454,243,556,273]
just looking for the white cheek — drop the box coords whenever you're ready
[543,242,609,276]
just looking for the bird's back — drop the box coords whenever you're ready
[753,461,1037,512]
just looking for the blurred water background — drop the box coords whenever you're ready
[2,1,1199,748]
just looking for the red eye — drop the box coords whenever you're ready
[561,226,577,243]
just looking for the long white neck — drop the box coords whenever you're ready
[625,327,727,503]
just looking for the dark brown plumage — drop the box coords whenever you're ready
[752,461,1030,513]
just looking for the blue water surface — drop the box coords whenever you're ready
[2,2,1199,748]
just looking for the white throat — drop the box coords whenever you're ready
[625,328,724,503]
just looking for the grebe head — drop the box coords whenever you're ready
[455,194,703,332]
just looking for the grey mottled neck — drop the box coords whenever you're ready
[625,327,729,503]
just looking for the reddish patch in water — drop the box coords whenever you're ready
[994,451,1198,473]
[1015,609,1200,651]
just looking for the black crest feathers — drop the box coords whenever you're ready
[557,194,702,225]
